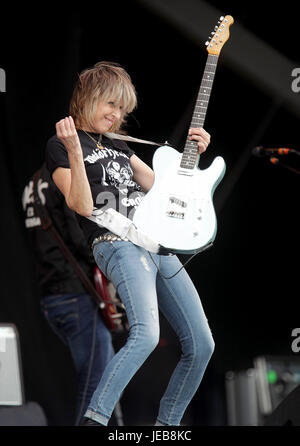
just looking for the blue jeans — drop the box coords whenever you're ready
[40,292,115,424]
[85,241,214,426]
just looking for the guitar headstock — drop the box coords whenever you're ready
[205,15,234,55]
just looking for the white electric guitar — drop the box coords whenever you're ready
[133,15,234,255]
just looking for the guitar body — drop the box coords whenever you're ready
[133,145,226,254]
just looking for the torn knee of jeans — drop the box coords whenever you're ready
[151,308,157,320]
[140,255,151,272]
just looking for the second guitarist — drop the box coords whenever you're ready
[22,163,118,426]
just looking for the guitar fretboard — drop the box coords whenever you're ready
[180,54,219,170]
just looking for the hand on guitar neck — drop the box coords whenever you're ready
[188,127,211,155]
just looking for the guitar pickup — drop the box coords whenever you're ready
[169,197,187,208]
[166,211,185,219]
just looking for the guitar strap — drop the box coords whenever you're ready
[104,132,170,147]
[87,208,170,255]
[31,169,117,310]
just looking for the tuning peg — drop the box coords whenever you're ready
[211,32,215,35]
[205,41,209,46]
[219,15,224,20]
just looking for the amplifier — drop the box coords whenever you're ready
[225,356,300,426]
[225,368,260,426]
[0,323,25,406]
[254,355,300,416]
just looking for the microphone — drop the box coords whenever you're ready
[252,146,293,157]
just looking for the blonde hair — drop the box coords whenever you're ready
[69,61,137,133]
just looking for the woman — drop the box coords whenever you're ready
[46,61,214,426]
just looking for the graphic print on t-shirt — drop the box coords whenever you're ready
[22,178,49,228]
[102,160,136,190]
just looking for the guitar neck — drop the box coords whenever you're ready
[180,53,219,170]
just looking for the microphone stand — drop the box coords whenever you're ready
[253,146,300,174]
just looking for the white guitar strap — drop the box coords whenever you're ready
[104,132,170,147]
[87,208,163,254]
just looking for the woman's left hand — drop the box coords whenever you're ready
[188,127,211,154]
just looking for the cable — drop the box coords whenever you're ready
[148,251,200,279]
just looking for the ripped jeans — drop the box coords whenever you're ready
[85,240,214,426]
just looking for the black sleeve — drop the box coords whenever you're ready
[45,135,70,177]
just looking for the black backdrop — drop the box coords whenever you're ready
[0,1,299,426]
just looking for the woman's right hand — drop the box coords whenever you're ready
[56,116,81,155]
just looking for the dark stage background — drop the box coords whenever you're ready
[0,1,299,426]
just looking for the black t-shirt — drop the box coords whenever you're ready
[22,163,94,296]
[45,131,145,247]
